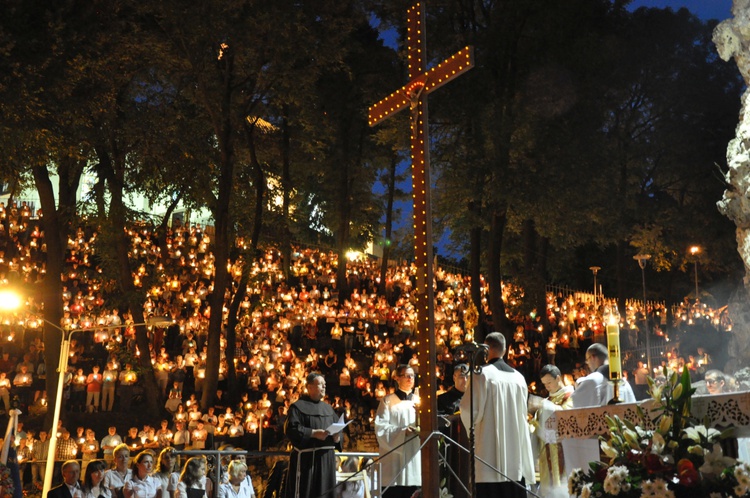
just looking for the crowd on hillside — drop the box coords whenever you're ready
[0,201,736,494]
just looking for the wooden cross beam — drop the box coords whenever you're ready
[368,3,473,496]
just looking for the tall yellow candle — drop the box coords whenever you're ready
[606,322,622,381]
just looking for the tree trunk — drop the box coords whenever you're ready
[617,239,627,314]
[379,156,397,296]
[281,109,292,281]
[336,160,351,305]
[97,144,163,415]
[31,165,68,429]
[487,209,514,341]
[469,201,482,318]
[156,194,183,257]
[201,47,236,410]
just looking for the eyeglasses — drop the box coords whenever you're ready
[706,379,721,385]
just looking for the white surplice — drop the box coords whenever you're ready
[375,393,422,488]
[459,362,535,485]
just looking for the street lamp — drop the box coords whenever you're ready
[690,246,700,302]
[633,254,652,372]
[39,315,170,497]
[589,266,601,308]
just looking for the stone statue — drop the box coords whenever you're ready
[714,0,750,369]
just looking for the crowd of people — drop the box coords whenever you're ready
[0,202,736,497]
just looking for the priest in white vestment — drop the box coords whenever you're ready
[571,343,636,408]
[565,343,637,477]
[460,332,534,498]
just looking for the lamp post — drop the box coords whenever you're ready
[41,315,170,497]
[690,246,700,302]
[589,266,601,308]
[633,254,652,372]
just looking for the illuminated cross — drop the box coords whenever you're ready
[369,3,473,496]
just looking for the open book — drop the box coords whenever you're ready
[326,414,353,434]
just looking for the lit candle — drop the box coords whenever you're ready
[606,317,622,381]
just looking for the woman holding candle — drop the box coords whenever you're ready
[81,429,99,475]
[172,404,187,426]
[156,421,173,449]
[123,451,158,498]
[86,366,103,413]
[83,459,111,498]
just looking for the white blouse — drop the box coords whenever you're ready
[124,475,159,498]
[217,478,255,498]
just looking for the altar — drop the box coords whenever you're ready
[543,391,750,478]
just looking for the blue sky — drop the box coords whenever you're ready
[632,0,731,21]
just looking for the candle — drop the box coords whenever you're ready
[606,318,622,381]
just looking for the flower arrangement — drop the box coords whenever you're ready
[568,366,750,498]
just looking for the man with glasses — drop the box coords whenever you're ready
[284,372,340,498]
[47,460,81,498]
[376,364,421,498]
[704,370,726,395]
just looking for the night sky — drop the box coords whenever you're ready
[631,0,732,21]
[383,0,739,259]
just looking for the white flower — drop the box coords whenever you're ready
[601,440,619,459]
[699,443,735,475]
[683,425,721,444]
[439,486,453,498]
[580,482,592,498]
[603,465,631,495]
[640,478,674,498]
[735,462,750,490]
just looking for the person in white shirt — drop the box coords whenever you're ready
[123,451,158,498]
[103,444,131,497]
[571,343,636,408]
[217,460,255,498]
[153,448,179,498]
